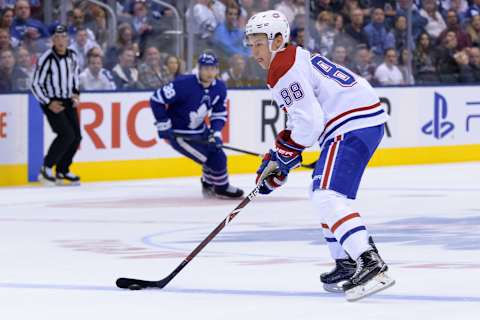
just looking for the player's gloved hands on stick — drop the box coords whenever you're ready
[208,130,223,152]
[155,119,174,140]
[274,130,305,175]
[255,130,304,195]
[255,151,288,194]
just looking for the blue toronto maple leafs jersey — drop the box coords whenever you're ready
[150,74,228,134]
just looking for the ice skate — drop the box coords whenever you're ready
[55,172,81,186]
[320,258,356,293]
[343,250,395,302]
[38,166,56,186]
[213,184,244,199]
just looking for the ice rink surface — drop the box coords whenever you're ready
[1,163,480,319]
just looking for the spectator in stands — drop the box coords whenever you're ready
[237,0,254,27]
[163,54,183,82]
[363,7,395,62]
[275,0,305,24]
[221,54,250,87]
[105,23,137,70]
[334,13,345,32]
[393,15,415,54]
[374,48,405,85]
[467,15,480,48]
[292,27,305,47]
[1,7,14,28]
[329,14,351,55]
[187,0,218,52]
[395,0,427,39]
[420,0,446,40]
[351,45,376,84]
[437,9,471,50]
[210,0,226,25]
[434,30,462,82]
[79,51,116,91]
[291,13,316,49]
[88,46,104,59]
[332,13,350,49]
[310,0,334,21]
[68,7,95,41]
[138,46,167,89]
[466,0,480,20]
[10,0,49,42]
[398,48,414,84]
[112,47,139,90]
[125,0,168,50]
[413,32,439,84]
[69,27,100,71]
[0,48,29,92]
[453,49,477,82]
[0,27,14,51]
[14,46,34,90]
[313,11,336,56]
[256,0,272,13]
[442,0,469,24]
[213,4,250,58]
[330,45,350,68]
[380,1,398,23]
[87,4,108,49]
[469,47,480,81]
[340,0,371,22]
[344,8,369,50]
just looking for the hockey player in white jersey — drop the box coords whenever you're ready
[245,10,395,302]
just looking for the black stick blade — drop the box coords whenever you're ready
[116,277,158,289]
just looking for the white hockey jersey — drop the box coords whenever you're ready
[267,45,388,148]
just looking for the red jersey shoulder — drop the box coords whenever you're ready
[267,45,297,88]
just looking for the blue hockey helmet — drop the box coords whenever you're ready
[198,52,218,67]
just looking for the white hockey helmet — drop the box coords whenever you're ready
[245,10,290,53]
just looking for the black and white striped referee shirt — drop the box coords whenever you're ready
[31,48,80,105]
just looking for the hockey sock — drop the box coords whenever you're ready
[202,165,229,187]
[321,221,349,259]
[312,190,371,260]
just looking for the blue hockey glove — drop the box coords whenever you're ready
[208,130,223,151]
[155,119,173,140]
[255,151,287,195]
[274,130,305,175]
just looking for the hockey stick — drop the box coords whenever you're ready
[173,134,317,169]
[221,144,317,169]
[116,183,262,290]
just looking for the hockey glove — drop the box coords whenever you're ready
[274,130,305,175]
[255,151,287,194]
[258,171,288,195]
[155,119,173,140]
[208,130,223,151]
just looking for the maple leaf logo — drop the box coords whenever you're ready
[188,103,208,129]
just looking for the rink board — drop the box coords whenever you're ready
[1,86,480,185]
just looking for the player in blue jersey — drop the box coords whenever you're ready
[149,52,244,199]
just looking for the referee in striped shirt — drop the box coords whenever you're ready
[31,25,82,186]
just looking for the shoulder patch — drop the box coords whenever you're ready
[267,45,297,88]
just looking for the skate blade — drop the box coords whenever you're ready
[38,176,56,187]
[345,272,395,302]
[323,282,346,293]
[55,179,80,187]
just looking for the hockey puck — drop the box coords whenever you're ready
[128,284,143,290]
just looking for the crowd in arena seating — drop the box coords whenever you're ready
[1,0,479,93]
